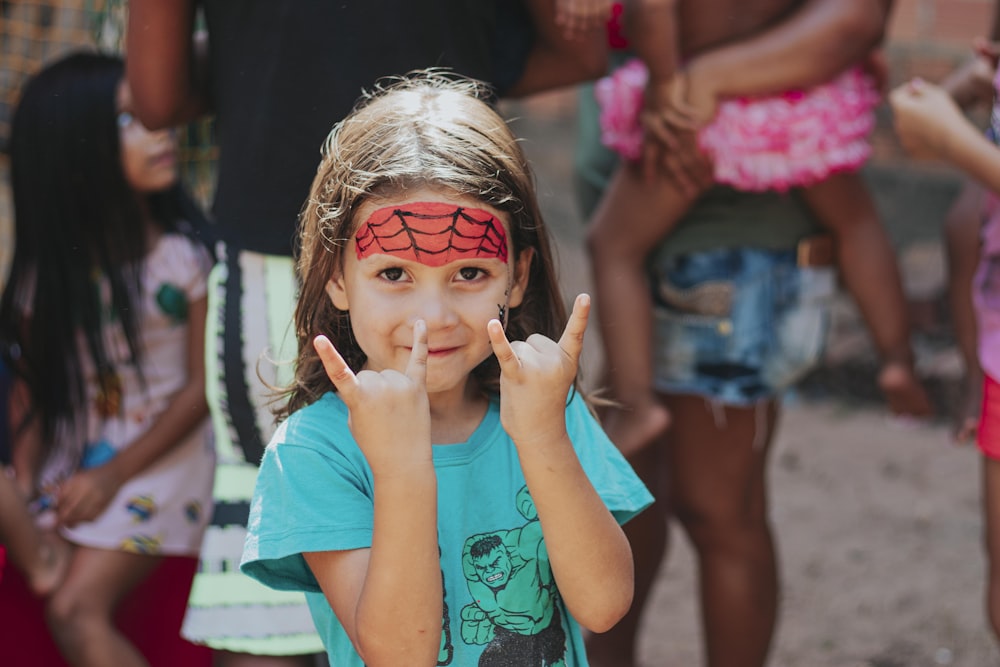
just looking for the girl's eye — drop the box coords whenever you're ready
[457,267,485,281]
[379,267,405,282]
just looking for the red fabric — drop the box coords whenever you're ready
[0,551,211,667]
[980,373,1000,460]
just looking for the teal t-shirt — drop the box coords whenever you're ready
[242,390,653,666]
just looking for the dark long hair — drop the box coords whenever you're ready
[0,52,197,457]
[282,71,569,418]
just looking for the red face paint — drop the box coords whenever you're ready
[355,202,509,266]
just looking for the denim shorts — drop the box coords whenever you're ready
[651,246,835,405]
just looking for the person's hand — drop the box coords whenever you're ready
[56,465,122,527]
[890,78,970,160]
[639,73,715,193]
[314,322,431,473]
[487,294,589,449]
[942,37,1000,108]
[555,0,613,40]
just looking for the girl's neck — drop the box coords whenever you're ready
[427,381,489,445]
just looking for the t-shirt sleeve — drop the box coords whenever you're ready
[154,233,213,302]
[241,412,375,593]
[565,391,654,525]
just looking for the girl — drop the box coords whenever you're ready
[0,52,215,666]
[240,72,653,666]
[587,0,931,456]
[891,57,1000,643]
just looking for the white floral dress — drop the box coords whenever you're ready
[44,233,216,556]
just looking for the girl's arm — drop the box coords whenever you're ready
[56,295,210,527]
[891,79,1000,195]
[686,0,893,103]
[487,295,634,631]
[304,327,442,666]
[126,0,211,129]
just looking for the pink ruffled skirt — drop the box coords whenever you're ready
[594,58,881,191]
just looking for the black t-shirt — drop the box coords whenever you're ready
[203,1,500,255]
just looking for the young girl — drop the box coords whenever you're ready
[0,52,215,665]
[891,57,1000,644]
[239,72,653,665]
[588,0,930,455]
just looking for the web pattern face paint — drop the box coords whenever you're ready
[355,202,508,266]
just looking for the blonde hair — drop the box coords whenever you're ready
[282,70,567,417]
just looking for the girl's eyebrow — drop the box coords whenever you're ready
[355,201,508,266]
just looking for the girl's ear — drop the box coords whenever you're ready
[325,276,350,311]
[507,248,534,309]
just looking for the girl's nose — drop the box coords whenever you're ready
[412,289,459,329]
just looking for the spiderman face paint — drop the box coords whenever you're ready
[355,202,509,266]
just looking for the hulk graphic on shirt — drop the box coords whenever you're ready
[460,486,567,666]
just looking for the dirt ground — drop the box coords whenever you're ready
[501,91,999,667]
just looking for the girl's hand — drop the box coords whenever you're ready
[487,294,590,449]
[55,465,123,527]
[890,79,970,161]
[313,321,431,473]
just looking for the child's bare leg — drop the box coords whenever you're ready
[46,546,161,666]
[0,469,70,596]
[944,180,985,441]
[587,162,696,455]
[802,173,932,417]
[983,456,1000,640]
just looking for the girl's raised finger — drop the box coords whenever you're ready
[488,319,521,372]
[557,294,590,364]
[405,320,429,386]
[313,334,360,399]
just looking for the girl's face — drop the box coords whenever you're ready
[116,82,178,193]
[327,187,533,401]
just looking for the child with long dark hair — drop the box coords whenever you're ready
[0,52,215,666]
[239,71,653,665]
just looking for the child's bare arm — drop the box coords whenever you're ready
[686,0,892,104]
[126,0,211,129]
[56,295,210,527]
[892,80,1000,195]
[305,325,441,666]
[487,295,634,632]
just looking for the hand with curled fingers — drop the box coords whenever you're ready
[313,321,432,473]
[889,78,970,161]
[56,465,122,527]
[487,294,590,450]
[640,72,716,194]
[555,0,613,41]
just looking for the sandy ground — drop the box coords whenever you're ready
[501,91,1000,667]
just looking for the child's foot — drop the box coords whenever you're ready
[602,397,671,458]
[878,360,933,419]
[28,532,71,597]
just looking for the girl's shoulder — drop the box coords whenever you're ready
[275,392,353,452]
[146,230,214,294]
